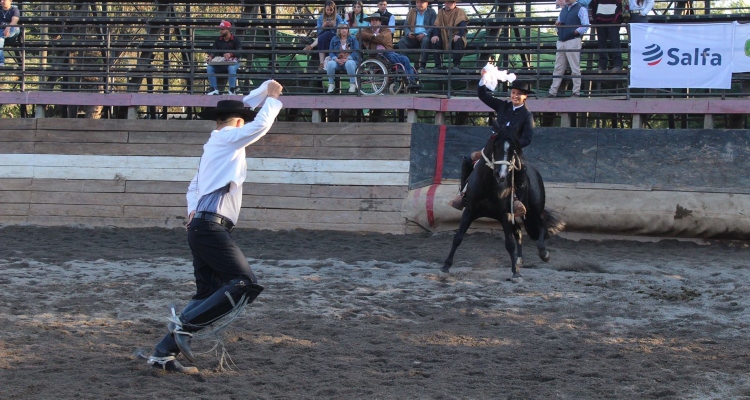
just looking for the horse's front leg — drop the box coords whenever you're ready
[442,210,474,273]
[502,216,522,282]
[514,223,523,271]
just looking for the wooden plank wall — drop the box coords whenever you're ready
[0,119,417,234]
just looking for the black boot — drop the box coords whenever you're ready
[147,333,199,374]
[173,278,264,362]
[450,156,475,211]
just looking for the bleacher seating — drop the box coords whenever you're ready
[0,0,748,98]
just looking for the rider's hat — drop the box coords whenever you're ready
[509,80,534,95]
[199,100,256,121]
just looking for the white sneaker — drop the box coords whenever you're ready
[227,87,240,95]
[327,84,335,93]
[348,84,357,93]
[207,89,219,95]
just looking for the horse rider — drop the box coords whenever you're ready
[450,75,535,217]
[146,80,284,374]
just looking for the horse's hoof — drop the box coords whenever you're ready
[539,249,550,262]
[440,265,450,273]
[511,273,523,283]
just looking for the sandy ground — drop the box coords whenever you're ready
[1,226,749,400]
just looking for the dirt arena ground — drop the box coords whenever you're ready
[1,226,749,400]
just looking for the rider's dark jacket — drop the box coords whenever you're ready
[478,84,534,151]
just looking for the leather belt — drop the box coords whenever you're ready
[193,211,234,231]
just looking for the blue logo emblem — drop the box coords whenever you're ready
[642,44,663,66]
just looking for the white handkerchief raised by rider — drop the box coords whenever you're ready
[242,80,272,109]
[479,63,517,91]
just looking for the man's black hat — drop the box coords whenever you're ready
[199,100,256,121]
[509,80,534,95]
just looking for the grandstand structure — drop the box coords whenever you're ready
[0,0,748,127]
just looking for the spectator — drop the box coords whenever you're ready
[627,0,653,22]
[206,20,242,96]
[0,0,20,67]
[397,0,437,73]
[546,0,589,97]
[431,0,469,71]
[310,0,345,70]
[346,0,370,36]
[358,12,421,90]
[376,0,397,28]
[590,0,623,71]
[325,24,361,93]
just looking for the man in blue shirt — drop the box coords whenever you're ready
[547,0,589,97]
[397,0,437,73]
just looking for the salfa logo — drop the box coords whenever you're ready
[642,43,723,67]
[642,44,663,66]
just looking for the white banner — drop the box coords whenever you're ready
[733,22,750,72]
[630,23,734,89]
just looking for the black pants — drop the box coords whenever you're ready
[595,25,623,69]
[432,37,465,67]
[187,218,257,300]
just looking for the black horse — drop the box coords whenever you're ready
[441,127,565,281]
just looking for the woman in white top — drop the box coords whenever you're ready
[627,0,653,22]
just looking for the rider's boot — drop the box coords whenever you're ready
[172,278,264,363]
[513,164,528,217]
[450,156,475,210]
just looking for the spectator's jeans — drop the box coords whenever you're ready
[326,59,357,84]
[0,27,21,64]
[595,25,623,69]
[549,37,582,95]
[397,33,431,68]
[382,52,417,85]
[207,62,240,90]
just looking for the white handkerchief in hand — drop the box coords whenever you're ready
[242,80,272,109]
[479,63,517,91]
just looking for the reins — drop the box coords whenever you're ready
[480,146,524,217]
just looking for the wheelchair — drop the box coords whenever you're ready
[355,53,419,96]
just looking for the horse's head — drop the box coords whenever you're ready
[485,120,520,184]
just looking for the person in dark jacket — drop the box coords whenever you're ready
[590,0,623,71]
[450,77,535,216]
[206,20,243,95]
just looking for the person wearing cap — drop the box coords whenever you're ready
[357,12,421,90]
[397,0,437,73]
[450,73,535,216]
[206,20,243,95]
[325,24,361,93]
[431,0,469,71]
[146,80,283,374]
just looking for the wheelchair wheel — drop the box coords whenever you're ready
[356,59,388,96]
[388,80,404,95]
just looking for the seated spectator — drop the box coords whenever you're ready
[206,20,242,95]
[376,0,397,28]
[0,0,21,67]
[325,24,361,93]
[358,12,421,90]
[431,0,469,71]
[308,0,345,70]
[397,0,437,72]
[590,0,623,71]
[346,0,370,37]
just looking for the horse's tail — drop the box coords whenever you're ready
[542,209,566,238]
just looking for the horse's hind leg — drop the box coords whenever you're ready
[536,224,550,262]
